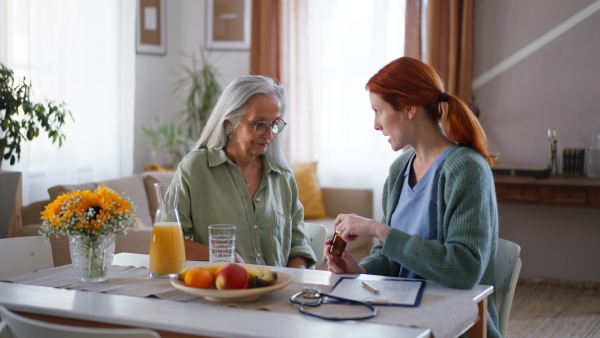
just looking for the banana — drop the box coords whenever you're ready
[255,265,278,286]
[242,265,263,288]
[178,267,192,281]
[239,265,278,287]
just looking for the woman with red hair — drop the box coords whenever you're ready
[325,57,500,338]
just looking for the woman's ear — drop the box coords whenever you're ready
[405,105,418,119]
[224,121,234,137]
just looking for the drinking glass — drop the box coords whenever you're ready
[149,183,186,277]
[209,224,236,263]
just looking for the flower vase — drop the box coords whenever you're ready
[69,233,116,282]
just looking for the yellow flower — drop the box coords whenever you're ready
[74,189,104,229]
[41,195,65,226]
[39,185,139,239]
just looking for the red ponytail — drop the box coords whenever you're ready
[366,57,494,165]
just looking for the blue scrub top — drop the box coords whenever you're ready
[390,144,456,279]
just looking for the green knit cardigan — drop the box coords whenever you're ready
[360,145,501,338]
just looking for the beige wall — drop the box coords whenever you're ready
[474,0,600,281]
[133,0,249,173]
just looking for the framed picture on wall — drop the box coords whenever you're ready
[136,0,167,55]
[206,0,251,50]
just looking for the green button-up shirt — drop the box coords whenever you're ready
[172,148,317,267]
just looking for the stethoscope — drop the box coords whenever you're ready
[290,286,378,321]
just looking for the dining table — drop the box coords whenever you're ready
[0,253,493,338]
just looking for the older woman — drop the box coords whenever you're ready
[172,75,316,268]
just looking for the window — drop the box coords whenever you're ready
[0,0,135,204]
[306,0,405,220]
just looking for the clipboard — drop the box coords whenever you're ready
[327,277,426,307]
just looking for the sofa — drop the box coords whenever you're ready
[17,171,375,269]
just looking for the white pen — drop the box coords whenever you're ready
[362,281,380,295]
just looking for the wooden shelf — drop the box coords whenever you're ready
[494,175,600,208]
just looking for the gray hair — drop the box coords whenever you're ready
[193,75,289,170]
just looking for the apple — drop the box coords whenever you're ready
[214,263,249,290]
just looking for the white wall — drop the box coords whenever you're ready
[474,0,600,281]
[133,0,249,173]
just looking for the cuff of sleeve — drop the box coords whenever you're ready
[289,249,317,268]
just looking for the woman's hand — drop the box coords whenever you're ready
[334,213,390,243]
[286,256,308,269]
[324,238,367,274]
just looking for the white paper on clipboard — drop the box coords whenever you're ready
[327,277,425,306]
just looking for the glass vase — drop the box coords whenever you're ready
[69,233,116,282]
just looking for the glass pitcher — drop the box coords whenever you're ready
[149,183,186,277]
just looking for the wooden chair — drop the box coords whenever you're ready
[0,306,160,338]
[304,222,327,266]
[0,236,54,280]
[495,238,523,337]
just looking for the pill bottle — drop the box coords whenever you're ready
[329,232,346,257]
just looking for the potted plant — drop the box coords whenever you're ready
[0,63,73,167]
[141,116,188,168]
[174,48,222,143]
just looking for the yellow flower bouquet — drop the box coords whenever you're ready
[40,185,139,238]
[39,186,140,282]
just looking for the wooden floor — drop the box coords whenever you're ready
[506,278,600,338]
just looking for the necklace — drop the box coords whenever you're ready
[243,158,257,187]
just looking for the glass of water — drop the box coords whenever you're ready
[208,224,236,263]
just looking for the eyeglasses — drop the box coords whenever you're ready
[242,118,287,134]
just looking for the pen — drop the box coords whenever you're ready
[362,281,380,295]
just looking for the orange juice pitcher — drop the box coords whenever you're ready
[149,183,186,277]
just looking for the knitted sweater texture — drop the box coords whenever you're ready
[361,146,501,338]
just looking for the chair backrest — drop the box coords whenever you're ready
[0,306,161,338]
[0,236,54,280]
[495,238,522,337]
[304,222,327,266]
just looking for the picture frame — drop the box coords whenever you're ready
[136,0,167,55]
[206,0,251,51]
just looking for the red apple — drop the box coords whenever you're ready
[214,263,249,290]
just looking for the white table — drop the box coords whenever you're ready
[0,253,493,338]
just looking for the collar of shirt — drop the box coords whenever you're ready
[206,148,283,176]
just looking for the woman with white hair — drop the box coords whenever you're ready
[171,75,316,268]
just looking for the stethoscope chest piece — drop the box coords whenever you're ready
[290,287,324,306]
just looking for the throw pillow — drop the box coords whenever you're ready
[292,162,328,220]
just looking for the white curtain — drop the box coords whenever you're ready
[302,0,406,221]
[0,0,135,205]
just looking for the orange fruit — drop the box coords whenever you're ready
[184,266,214,289]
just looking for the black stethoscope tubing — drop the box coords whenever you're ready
[290,291,378,321]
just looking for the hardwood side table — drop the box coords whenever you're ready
[494,175,600,209]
